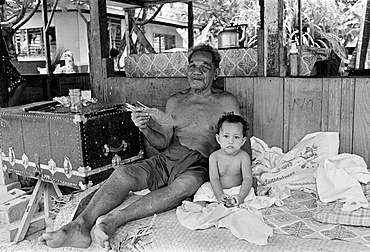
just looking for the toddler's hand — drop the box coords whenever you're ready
[224,196,238,208]
[216,193,230,204]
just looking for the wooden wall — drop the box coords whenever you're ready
[106,76,370,166]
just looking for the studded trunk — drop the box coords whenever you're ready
[0,101,144,189]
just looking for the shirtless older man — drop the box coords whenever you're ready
[39,44,252,249]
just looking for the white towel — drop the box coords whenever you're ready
[315,153,370,211]
[176,203,273,245]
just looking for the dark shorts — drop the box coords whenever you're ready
[118,139,209,191]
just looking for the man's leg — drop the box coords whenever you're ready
[94,172,204,247]
[39,165,148,248]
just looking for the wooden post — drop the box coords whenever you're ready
[257,0,267,77]
[89,0,109,100]
[188,2,194,48]
[0,21,9,107]
[124,10,131,55]
[42,0,53,100]
[258,0,285,77]
[358,0,370,69]
[0,52,6,108]
[298,0,303,46]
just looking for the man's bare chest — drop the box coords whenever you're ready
[172,103,221,131]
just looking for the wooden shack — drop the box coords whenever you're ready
[1,0,369,166]
[86,0,370,166]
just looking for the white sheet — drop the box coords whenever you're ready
[315,153,370,211]
[252,132,339,202]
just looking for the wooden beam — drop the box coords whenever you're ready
[0,57,5,107]
[124,10,131,55]
[258,0,285,77]
[359,0,370,69]
[42,0,53,100]
[131,18,155,53]
[110,0,192,8]
[0,22,8,107]
[355,0,367,69]
[188,2,194,48]
[298,0,302,46]
[89,0,109,100]
[257,0,267,77]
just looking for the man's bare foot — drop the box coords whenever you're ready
[38,221,91,248]
[94,214,119,248]
[181,201,204,213]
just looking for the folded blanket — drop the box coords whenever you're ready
[315,153,370,211]
[176,203,273,245]
[313,182,370,226]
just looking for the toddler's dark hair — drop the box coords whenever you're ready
[216,112,249,137]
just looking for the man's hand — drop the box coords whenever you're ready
[131,108,151,132]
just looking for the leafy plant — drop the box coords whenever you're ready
[284,0,362,58]
[51,46,66,72]
[158,0,260,47]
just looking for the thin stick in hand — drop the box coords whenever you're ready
[137,101,149,109]
[125,103,136,112]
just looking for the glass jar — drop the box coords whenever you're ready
[69,89,82,113]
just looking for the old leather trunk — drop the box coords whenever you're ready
[0,101,144,189]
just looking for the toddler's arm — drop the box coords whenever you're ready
[235,151,253,205]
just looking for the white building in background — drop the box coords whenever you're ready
[14,3,187,73]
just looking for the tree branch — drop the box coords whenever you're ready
[14,0,41,31]
[46,0,59,32]
[136,4,164,26]
[75,2,88,25]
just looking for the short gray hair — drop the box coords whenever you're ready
[188,44,221,68]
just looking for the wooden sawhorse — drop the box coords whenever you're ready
[13,179,63,243]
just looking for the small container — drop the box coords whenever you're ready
[289,42,299,76]
[69,89,82,113]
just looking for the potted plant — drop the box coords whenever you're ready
[283,0,362,76]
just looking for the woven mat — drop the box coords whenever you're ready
[49,187,370,252]
[262,190,370,246]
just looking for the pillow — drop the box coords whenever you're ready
[313,182,370,227]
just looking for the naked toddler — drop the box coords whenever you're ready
[183,113,253,212]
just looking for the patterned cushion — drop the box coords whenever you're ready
[313,183,370,227]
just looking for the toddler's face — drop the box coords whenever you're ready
[216,122,246,155]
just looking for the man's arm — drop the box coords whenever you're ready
[139,120,172,150]
[131,102,174,150]
[241,138,252,163]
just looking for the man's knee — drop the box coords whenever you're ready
[112,164,148,190]
[169,173,204,199]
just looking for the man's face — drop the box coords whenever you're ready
[187,51,219,92]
